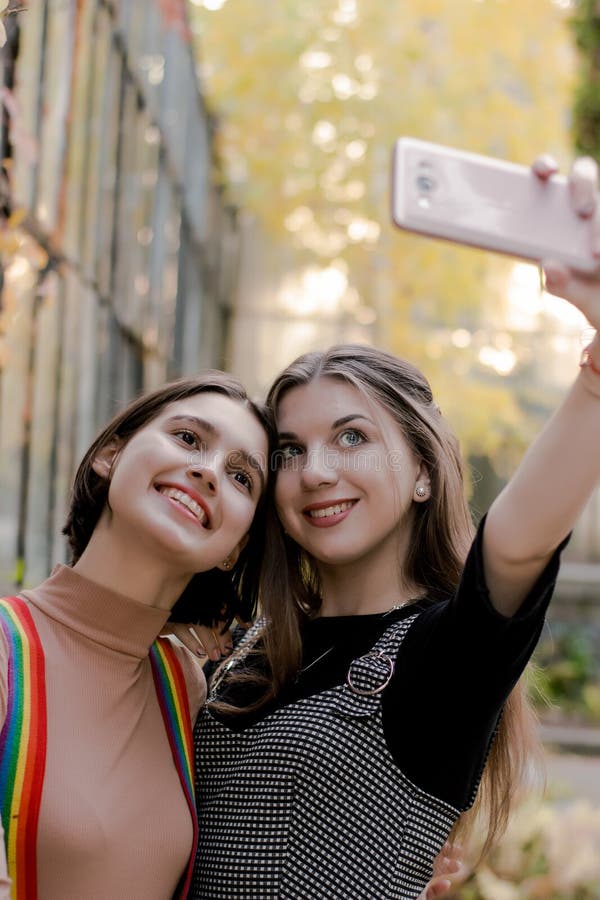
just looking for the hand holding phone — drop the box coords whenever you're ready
[391,137,598,273]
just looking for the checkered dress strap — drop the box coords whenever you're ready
[333,613,419,719]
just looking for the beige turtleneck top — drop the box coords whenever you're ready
[0,564,206,900]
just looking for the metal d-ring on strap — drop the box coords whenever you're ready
[346,651,395,696]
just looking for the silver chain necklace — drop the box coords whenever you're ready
[299,646,335,676]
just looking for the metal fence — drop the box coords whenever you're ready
[0,0,239,590]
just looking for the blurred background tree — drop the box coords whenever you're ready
[571,0,600,163]
[187,0,584,494]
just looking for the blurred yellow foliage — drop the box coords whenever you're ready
[188,0,579,468]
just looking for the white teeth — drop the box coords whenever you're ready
[307,501,354,519]
[159,487,207,524]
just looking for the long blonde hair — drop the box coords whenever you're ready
[260,343,542,856]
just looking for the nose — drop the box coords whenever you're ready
[300,446,339,490]
[187,453,219,494]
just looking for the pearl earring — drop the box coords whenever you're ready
[222,560,232,570]
[415,484,427,498]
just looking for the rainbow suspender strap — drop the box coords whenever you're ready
[149,637,198,899]
[0,596,47,900]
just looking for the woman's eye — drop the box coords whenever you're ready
[232,470,253,491]
[275,444,302,467]
[339,429,365,448]
[174,429,199,447]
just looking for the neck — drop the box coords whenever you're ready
[73,531,191,612]
[316,558,418,617]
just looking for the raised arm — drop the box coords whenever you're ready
[483,155,600,617]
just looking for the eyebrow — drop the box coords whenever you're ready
[166,415,218,436]
[332,414,374,429]
[278,414,375,440]
[166,415,266,492]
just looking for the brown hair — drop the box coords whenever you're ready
[256,344,541,857]
[63,372,277,627]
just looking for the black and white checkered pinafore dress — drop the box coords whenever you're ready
[191,615,461,900]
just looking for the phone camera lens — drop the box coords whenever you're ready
[416,174,436,193]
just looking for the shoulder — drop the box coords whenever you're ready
[157,637,207,723]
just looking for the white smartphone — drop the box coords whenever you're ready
[391,136,597,273]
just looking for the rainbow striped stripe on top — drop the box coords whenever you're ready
[0,596,47,900]
[149,637,198,899]
[0,602,197,900]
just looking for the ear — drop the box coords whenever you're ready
[217,534,249,571]
[413,461,431,503]
[91,438,122,480]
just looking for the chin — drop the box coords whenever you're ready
[313,548,362,567]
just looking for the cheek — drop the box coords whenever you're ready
[274,501,297,539]
[110,442,151,480]
[273,473,293,517]
[227,488,261,535]
[241,500,260,532]
[104,466,127,508]
[272,495,290,536]
[106,449,140,491]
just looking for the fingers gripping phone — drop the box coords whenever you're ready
[391,137,597,273]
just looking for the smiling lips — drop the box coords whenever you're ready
[156,485,210,527]
[302,499,357,527]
